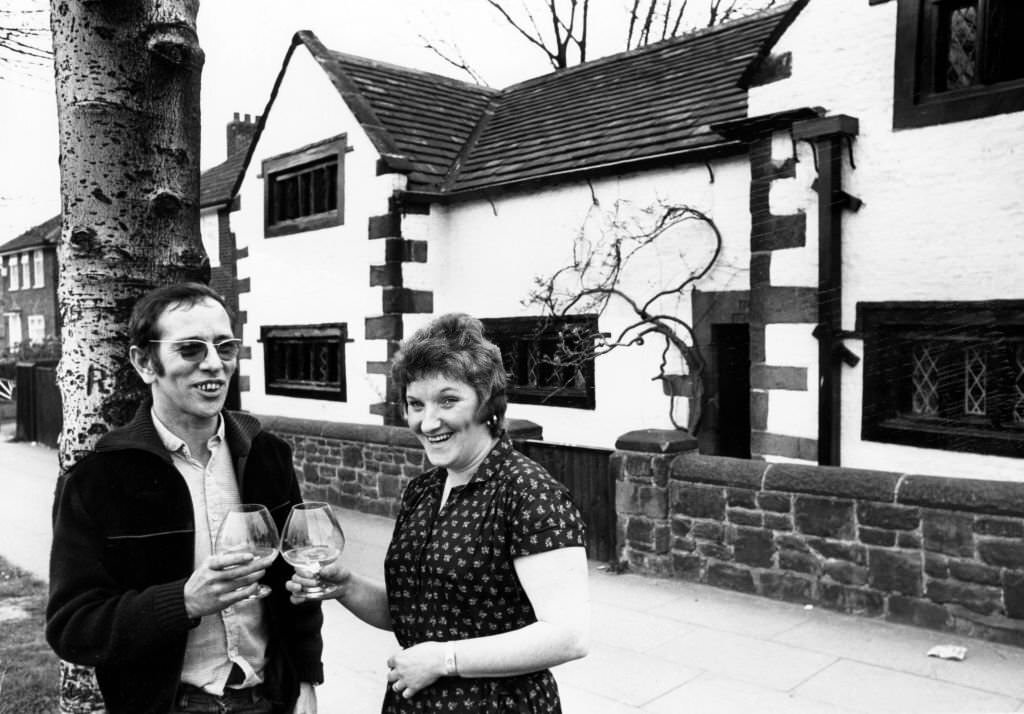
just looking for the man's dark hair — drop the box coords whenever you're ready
[129,282,233,375]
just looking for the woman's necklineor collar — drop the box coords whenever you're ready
[436,435,510,487]
[446,435,500,485]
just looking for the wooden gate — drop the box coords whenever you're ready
[514,439,616,562]
[15,360,62,447]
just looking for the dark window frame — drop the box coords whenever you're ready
[481,315,599,410]
[263,134,346,238]
[893,0,1024,129]
[857,300,1024,458]
[260,322,349,401]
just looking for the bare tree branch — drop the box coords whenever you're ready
[484,0,562,68]
[419,34,490,85]
[0,3,53,78]
[427,1,778,84]
[626,0,642,49]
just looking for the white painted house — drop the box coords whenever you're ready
[223,0,1024,481]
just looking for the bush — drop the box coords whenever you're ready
[0,336,61,379]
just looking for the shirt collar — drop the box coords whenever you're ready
[150,407,224,456]
[470,435,512,484]
[426,434,512,488]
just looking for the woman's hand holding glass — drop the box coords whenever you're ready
[281,502,346,601]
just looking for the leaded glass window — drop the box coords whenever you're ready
[893,0,1024,128]
[859,301,1024,458]
[260,323,348,401]
[1014,343,1024,424]
[481,315,599,409]
[942,2,978,90]
[912,343,940,415]
[263,135,346,238]
[963,345,987,415]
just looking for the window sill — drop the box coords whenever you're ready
[507,387,594,410]
[894,78,1024,130]
[266,382,345,402]
[266,211,342,238]
[864,416,1024,458]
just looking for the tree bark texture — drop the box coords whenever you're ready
[50,1,205,710]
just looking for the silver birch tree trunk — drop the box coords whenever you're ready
[50,1,205,710]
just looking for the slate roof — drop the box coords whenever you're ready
[200,150,249,208]
[0,214,60,254]
[297,2,798,197]
[327,52,498,192]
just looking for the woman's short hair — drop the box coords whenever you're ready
[391,313,508,436]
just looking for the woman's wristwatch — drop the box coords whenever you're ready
[443,642,459,677]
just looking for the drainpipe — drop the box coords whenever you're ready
[792,115,860,466]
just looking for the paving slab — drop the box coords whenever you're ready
[647,582,815,638]
[589,601,696,654]
[559,685,646,714]
[793,659,1022,713]
[588,567,698,612]
[776,609,1024,701]
[0,434,58,578]
[553,640,703,708]
[644,672,866,714]
[648,625,838,691]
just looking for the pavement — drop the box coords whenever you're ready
[3,420,1024,713]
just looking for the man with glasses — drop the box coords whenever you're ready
[47,283,323,714]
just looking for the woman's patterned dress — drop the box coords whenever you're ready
[382,436,586,713]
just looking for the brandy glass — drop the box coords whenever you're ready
[280,502,345,596]
[214,503,280,600]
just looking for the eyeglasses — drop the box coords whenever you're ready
[149,338,243,363]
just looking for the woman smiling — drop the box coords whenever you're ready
[288,313,590,713]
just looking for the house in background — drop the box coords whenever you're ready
[200,112,258,328]
[2,113,255,357]
[0,215,60,355]
[225,6,792,457]
[197,112,259,409]
[213,0,1021,481]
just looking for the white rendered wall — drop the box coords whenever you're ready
[199,209,220,268]
[234,46,394,424]
[749,0,1024,480]
[405,159,753,447]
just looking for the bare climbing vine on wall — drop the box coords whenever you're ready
[524,197,725,434]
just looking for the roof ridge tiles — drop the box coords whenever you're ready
[328,49,500,96]
[497,1,796,92]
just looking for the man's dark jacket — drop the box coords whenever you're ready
[46,405,324,714]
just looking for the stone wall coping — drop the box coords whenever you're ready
[254,413,543,450]
[898,474,1024,518]
[764,462,901,502]
[616,429,698,454]
[672,453,765,489]
[255,413,421,448]
[666,451,1024,516]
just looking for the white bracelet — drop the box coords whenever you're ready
[443,641,459,677]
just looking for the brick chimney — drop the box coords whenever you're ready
[226,112,259,157]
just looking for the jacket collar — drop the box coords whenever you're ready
[95,399,262,463]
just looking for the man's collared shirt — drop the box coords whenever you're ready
[151,409,269,695]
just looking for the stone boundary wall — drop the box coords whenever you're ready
[616,431,1024,647]
[257,416,1024,647]
[259,414,426,518]
[257,414,542,518]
